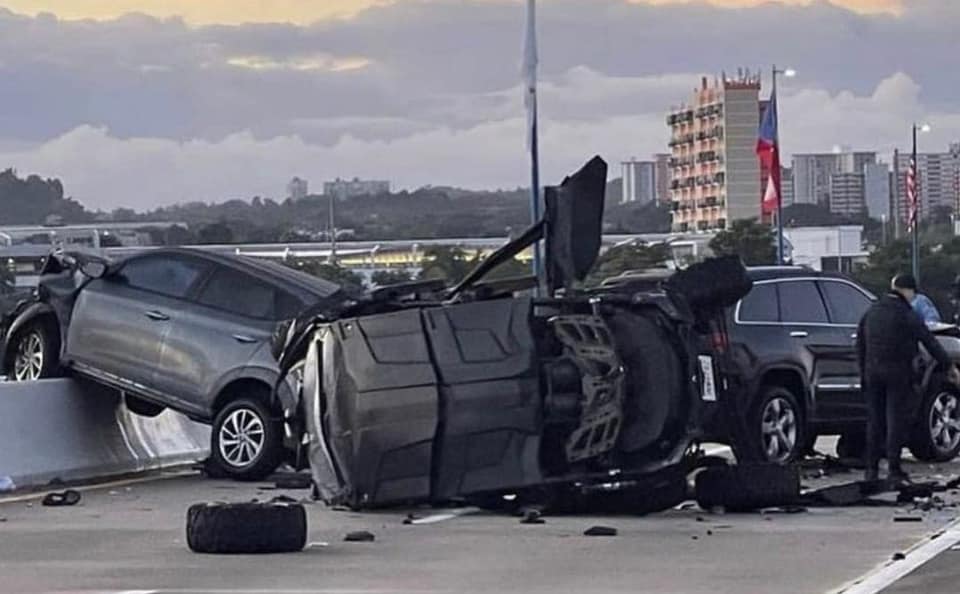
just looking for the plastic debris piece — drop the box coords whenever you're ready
[892,552,906,561]
[344,531,375,543]
[42,489,81,507]
[520,509,545,525]
[584,526,617,537]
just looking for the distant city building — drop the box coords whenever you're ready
[654,153,671,205]
[828,172,866,218]
[892,147,960,223]
[791,151,877,206]
[863,162,892,220]
[668,70,762,232]
[287,177,309,201]
[621,159,657,204]
[781,166,795,206]
[323,177,391,200]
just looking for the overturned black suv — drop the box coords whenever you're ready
[272,157,754,510]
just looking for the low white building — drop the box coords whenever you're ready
[784,225,868,273]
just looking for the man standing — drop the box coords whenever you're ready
[912,289,942,324]
[857,274,960,483]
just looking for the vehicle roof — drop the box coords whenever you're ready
[745,266,856,283]
[124,247,342,298]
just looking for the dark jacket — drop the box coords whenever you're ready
[857,291,952,377]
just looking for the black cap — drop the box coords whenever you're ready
[893,274,918,290]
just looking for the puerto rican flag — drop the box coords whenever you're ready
[757,91,781,215]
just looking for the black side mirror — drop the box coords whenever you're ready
[80,261,107,279]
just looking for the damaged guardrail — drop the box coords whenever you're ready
[0,378,209,492]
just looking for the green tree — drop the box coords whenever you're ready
[418,246,474,284]
[709,219,777,266]
[285,260,366,294]
[197,222,234,244]
[586,243,671,286]
[853,239,959,316]
[371,269,415,287]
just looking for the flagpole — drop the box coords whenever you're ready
[773,65,785,265]
[523,0,542,291]
[912,122,919,282]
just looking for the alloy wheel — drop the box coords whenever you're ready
[761,396,798,464]
[218,408,266,468]
[928,391,960,455]
[13,331,44,381]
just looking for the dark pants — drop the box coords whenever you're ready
[864,372,916,474]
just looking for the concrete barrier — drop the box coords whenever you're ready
[0,378,210,491]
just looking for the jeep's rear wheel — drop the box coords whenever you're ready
[753,386,806,465]
[10,320,60,381]
[210,397,283,481]
[910,385,960,463]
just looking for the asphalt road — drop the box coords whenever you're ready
[3,448,960,594]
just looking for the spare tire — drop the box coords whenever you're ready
[186,502,307,554]
[695,464,800,512]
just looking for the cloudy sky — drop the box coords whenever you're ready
[0,0,956,210]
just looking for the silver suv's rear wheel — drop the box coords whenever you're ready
[210,396,283,481]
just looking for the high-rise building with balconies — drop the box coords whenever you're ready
[667,71,761,232]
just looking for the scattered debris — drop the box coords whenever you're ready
[760,506,808,514]
[695,516,705,522]
[584,526,617,537]
[270,495,299,504]
[695,465,801,513]
[307,541,330,549]
[344,531,376,543]
[520,509,545,524]
[274,473,313,490]
[892,552,906,561]
[706,530,713,536]
[41,489,81,507]
[893,516,923,523]
[691,535,699,540]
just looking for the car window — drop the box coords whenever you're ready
[779,280,829,324]
[276,290,306,320]
[197,266,277,320]
[820,280,872,325]
[119,256,208,299]
[738,283,779,322]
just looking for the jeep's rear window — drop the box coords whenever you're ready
[780,280,829,324]
[738,283,779,322]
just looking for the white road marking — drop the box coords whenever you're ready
[408,506,482,525]
[0,469,196,505]
[833,515,960,594]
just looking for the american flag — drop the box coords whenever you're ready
[907,155,918,231]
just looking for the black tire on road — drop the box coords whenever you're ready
[751,386,807,465]
[210,397,284,481]
[8,319,60,381]
[909,383,960,463]
[695,464,800,512]
[186,501,307,554]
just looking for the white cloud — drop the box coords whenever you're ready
[3,71,955,211]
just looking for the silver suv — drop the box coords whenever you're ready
[0,248,345,480]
